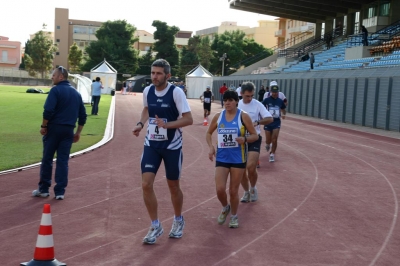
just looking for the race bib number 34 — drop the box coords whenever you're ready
[148,118,168,141]
[217,128,239,148]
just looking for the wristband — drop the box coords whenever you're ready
[136,122,144,128]
[41,125,47,128]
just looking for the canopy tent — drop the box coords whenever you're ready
[90,59,117,95]
[185,64,213,99]
[69,74,92,104]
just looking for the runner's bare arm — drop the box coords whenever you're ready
[206,113,220,161]
[132,107,149,136]
[238,112,258,144]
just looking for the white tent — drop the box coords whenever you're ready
[69,74,92,104]
[185,64,213,99]
[90,59,117,95]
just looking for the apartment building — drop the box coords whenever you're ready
[0,36,21,69]
[274,18,315,48]
[196,20,279,49]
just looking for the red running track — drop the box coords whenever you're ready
[1,93,399,266]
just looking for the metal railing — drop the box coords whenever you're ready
[230,27,315,69]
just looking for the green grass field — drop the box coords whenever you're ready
[0,85,111,171]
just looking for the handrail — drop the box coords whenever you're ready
[347,19,400,47]
[230,27,314,69]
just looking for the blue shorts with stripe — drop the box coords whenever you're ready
[141,146,182,180]
[264,119,281,132]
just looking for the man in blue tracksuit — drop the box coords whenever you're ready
[32,66,87,200]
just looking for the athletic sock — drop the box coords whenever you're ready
[223,205,230,212]
[174,215,183,221]
[231,214,238,218]
[151,219,160,228]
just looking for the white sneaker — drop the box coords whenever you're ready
[217,205,231,225]
[55,195,64,200]
[229,216,239,228]
[143,224,164,245]
[32,190,49,198]
[169,218,185,238]
[269,153,275,162]
[240,191,250,203]
[250,187,258,202]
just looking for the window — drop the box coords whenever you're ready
[56,52,60,55]
[57,26,60,29]
[380,3,390,16]
[368,7,376,18]
[2,50,8,62]
[56,39,60,42]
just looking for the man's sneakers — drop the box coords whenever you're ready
[55,195,64,200]
[143,224,164,245]
[240,191,250,203]
[217,205,231,225]
[229,216,239,228]
[250,187,258,202]
[169,218,185,239]
[269,153,275,162]
[32,190,49,198]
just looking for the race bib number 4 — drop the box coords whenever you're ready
[217,128,239,148]
[148,118,168,141]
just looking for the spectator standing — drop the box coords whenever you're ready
[219,83,228,107]
[32,66,87,200]
[310,53,315,70]
[361,25,369,46]
[132,59,193,244]
[258,85,266,102]
[122,81,127,95]
[91,77,103,115]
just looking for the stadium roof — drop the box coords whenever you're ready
[229,0,377,23]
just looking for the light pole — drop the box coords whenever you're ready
[219,53,227,76]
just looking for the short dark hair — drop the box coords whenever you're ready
[241,81,255,94]
[151,59,171,75]
[96,77,101,81]
[223,90,239,102]
[223,83,226,85]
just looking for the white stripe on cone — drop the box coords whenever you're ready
[40,213,52,226]
[36,235,54,248]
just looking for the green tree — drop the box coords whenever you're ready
[136,46,155,75]
[24,31,57,78]
[19,40,31,70]
[68,42,83,73]
[197,36,214,70]
[152,20,180,69]
[81,20,139,78]
[178,46,198,77]
[210,30,270,75]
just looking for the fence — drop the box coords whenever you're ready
[211,66,400,132]
[0,68,52,86]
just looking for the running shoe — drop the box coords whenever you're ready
[169,218,185,238]
[143,224,164,245]
[269,153,275,162]
[55,195,64,200]
[217,205,231,225]
[229,216,239,228]
[240,191,250,203]
[32,190,49,198]
[250,187,258,202]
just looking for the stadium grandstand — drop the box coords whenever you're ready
[211,1,400,132]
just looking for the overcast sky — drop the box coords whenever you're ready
[1,0,277,45]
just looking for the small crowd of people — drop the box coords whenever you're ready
[31,58,289,246]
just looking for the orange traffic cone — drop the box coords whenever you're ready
[20,204,66,266]
[203,118,208,126]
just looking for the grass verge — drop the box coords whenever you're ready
[0,85,111,171]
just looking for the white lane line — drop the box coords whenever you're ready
[281,132,398,266]
[213,141,319,265]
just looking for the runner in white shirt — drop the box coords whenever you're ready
[238,81,273,202]
[236,84,242,100]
